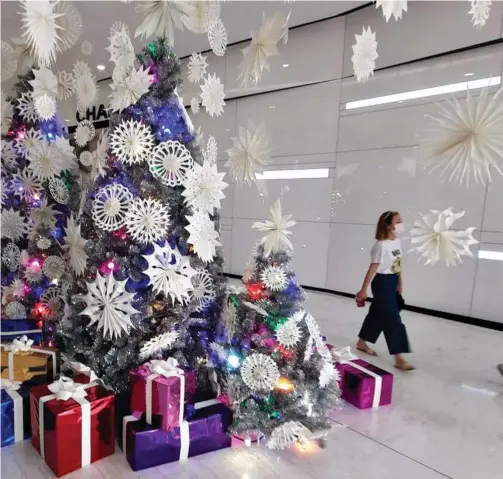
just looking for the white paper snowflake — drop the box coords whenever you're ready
[207,18,227,57]
[190,269,216,311]
[410,208,478,266]
[187,52,208,84]
[469,1,492,27]
[79,151,94,167]
[16,92,37,123]
[91,131,109,178]
[2,243,21,272]
[352,27,378,83]
[110,20,130,38]
[260,265,287,292]
[422,87,503,186]
[1,209,28,241]
[252,199,296,256]
[56,71,74,101]
[204,136,218,165]
[148,140,193,187]
[29,67,58,99]
[200,73,225,117]
[303,313,332,366]
[140,331,179,360]
[92,184,134,232]
[190,97,200,115]
[1,141,17,171]
[12,169,43,201]
[125,197,170,244]
[24,258,43,284]
[48,178,69,204]
[239,12,289,87]
[40,286,64,320]
[63,215,88,276]
[182,1,220,34]
[34,94,56,120]
[10,37,34,74]
[109,67,152,112]
[182,161,227,214]
[185,210,221,262]
[74,68,99,114]
[27,140,65,180]
[143,243,196,305]
[275,318,302,349]
[37,237,52,250]
[110,119,155,165]
[15,128,43,159]
[81,40,93,56]
[226,122,271,184]
[134,0,195,45]
[267,421,313,450]
[73,60,92,77]
[376,1,408,22]
[42,256,65,279]
[1,94,13,134]
[54,1,82,52]
[1,41,18,82]
[54,136,77,169]
[240,353,280,392]
[319,361,338,388]
[4,278,24,298]
[75,120,96,147]
[80,272,138,340]
[107,28,135,71]
[6,301,27,320]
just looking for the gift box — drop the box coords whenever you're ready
[130,358,196,432]
[1,320,42,344]
[124,399,232,471]
[30,375,115,477]
[1,380,31,447]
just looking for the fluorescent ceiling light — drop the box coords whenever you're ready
[97,64,106,71]
[256,168,329,180]
[478,250,503,261]
[345,76,501,110]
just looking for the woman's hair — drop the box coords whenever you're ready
[375,211,399,240]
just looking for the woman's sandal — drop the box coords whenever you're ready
[394,363,416,371]
[356,345,378,356]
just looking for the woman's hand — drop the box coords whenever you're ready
[356,289,367,302]
[397,283,403,294]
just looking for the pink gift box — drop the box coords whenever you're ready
[335,359,393,410]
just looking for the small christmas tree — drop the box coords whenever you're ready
[1,70,80,346]
[211,199,340,449]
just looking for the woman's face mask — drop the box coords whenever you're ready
[394,222,405,236]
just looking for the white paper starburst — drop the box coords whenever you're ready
[187,52,207,84]
[1,41,18,82]
[4,278,24,299]
[190,269,216,311]
[140,331,179,360]
[148,140,193,186]
[182,1,220,34]
[319,361,338,388]
[185,210,221,262]
[54,1,82,52]
[31,198,58,228]
[2,141,18,171]
[110,119,155,165]
[1,94,13,134]
[81,40,93,56]
[16,92,37,123]
[110,20,130,38]
[6,301,27,320]
[27,140,64,180]
[267,421,313,450]
[107,27,135,70]
[37,237,52,250]
[134,0,195,45]
[29,67,58,99]
[275,318,302,349]
[34,94,56,120]
[80,272,138,340]
[125,197,170,244]
[92,184,133,232]
[15,128,43,159]
[1,209,28,241]
[10,37,34,74]
[376,1,408,21]
[226,122,271,184]
[42,256,65,279]
[63,215,88,276]
[143,243,196,304]
[182,161,227,214]
[469,1,492,27]
[240,353,280,392]
[73,60,91,77]
[74,67,99,114]
[2,243,21,272]
[252,199,296,256]
[12,169,43,201]
[239,12,289,87]
[24,258,43,284]
[207,18,227,57]
[91,131,109,178]
[109,67,152,112]
[190,97,200,115]
[54,136,77,169]
[352,27,378,83]
[48,178,69,204]
[40,286,64,320]
[56,71,74,101]
[422,87,503,186]
[75,120,96,147]
[410,208,478,266]
[260,265,287,291]
[200,73,225,117]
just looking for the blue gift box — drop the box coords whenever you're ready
[1,320,42,345]
[1,384,31,447]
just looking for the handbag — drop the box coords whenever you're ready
[396,292,405,311]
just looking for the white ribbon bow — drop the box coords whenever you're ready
[331,346,358,362]
[0,378,22,391]
[48,377,88,401]
[149,358,181,377]
[69,362,98,382]
[7,335,34,352]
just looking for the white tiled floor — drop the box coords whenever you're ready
[2,290,503,479]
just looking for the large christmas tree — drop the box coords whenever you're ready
[57,38,227,393]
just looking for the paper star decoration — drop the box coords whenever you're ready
[109,67,153,112]
[207,18,227,57]
[34,95,56,120]
[182,0,220,34]
[27,140,65,180]
[185,210,221,262]
[124,197,170,244]
[107,26,135,72]
[73,63,99,114]
[63,215,88,276]
[29,67,58,99]
[6,301,27,320]
[12,169,43,201]
[80,272,138,340]
[31,198,58,228]
[2,243,21,272]
[260,265,288,291]
[205,136,218,165]
[200,73,226,117]
[75,120,96,147]
[409,208,479,267]
[91,131,110,178]
[110,119,155,165]
[92,184,134,231]
[190,269,216,311]
[422,87,503,186]
[2,141,17,170]
[182,161,228,214]
[57,71,74,101]
[15,128,43,158]
[226,121,271,184]
[148,140,194,187]
[139,331,179,360]
[54,0,82,52]
[187,52,208,84]
[252,199,296,256]
[376,1,408,22]
[240,353,280,392]
[469,1,492,27]
[351,26,378,83]
[16,92,37,123]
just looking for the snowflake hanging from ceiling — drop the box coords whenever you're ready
[410,208,479,266]
[139,331,179,360]
[182,161,227,214]
[63,215,88,276]
[190,97,200,114]
[110,20,130,37]
[1,209,28,241]
[351,26,378,83]
[12,169,43,201]
[187,52,208,84]
[73,60,91,77]
[1,41,18,82]
[260,265,288,292]
[56,71,74,101]
[16,92,37,123]
[2,243,21,272]
[275,317,302,349]
[34,94,56,120]
[226,121,271,184]
[110,119,155,165]
[182,0,220,34]
[1,141,17,171]
[48,178,69,204]
[207,18,227,57]
[267,421,314,450]
[190,269,216,311]
[15,128,43,159]
[81,40,93,56]
[73,65,99,114]
[422,87,503,186]
[107,27,135,70]
[29,67,58,99]
[143,243,196,305]
[376,1,408,22]
[148,140,194,187]
[54,0,82,52]
[27,140,65,180]
[92,184,133,232]
[185,210,221,262]
[200,73,226,117]
[240,353,280,392]
[109,67,152,112]
[124,197,170,244]
[42,256,66,280]
[40,286,64,320]
[469,1,492,27]
[75,120,96,147]
[205,136,218,165]
[80,272,138,340]
[6,301,27,320]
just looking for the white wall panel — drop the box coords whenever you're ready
[220,178,234,219]
[482,172,503,233]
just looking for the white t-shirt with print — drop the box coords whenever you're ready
[370,239,402,274]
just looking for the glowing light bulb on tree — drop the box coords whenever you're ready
[227,353,240,369]
[275,376,294,393]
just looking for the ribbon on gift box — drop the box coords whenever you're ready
[332,346,382,409]
[1,329,42,337]
[38,377,97,467]
[0,378,23,443]
[68,362,98,382]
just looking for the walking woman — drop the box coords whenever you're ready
[356,211,415,371]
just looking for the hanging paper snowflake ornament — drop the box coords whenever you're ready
[260,265,288,291]
[42,256,66,280]
[15,128,43,159]
[110,119,155,165]
[226,122,271,184]
[110,20,130,38]
[29,67,58,99]
[276,318,302,349]
[79,151,93,167]
[185,210,221,262]
[63,215,88,276]
[27,140,65,180]
[200,73,226,117]
[140,331,179,360]
[124,197,170,244]
[190,97,200,115]
[253,199,296,256]
[190,269,216,311]
[37,237,52,250]
[16,93,37,123]
[48,178,69,204]
[319,361,338,388]
[30,198,58,228]
[92,184,133,232]
[6,301,27,320]
[107,27,135,70]
[1,41,18,82]
[207,18,227,57]
[469,1,492,27]
[80,273,138,340]
[410,208,478,266]
[34,94,56,120]
[40,286,64,320]
[142,243,196,305]
[54,0,82,52]
[54,136,77,168]
[182,161,228,214]
[81,40,93,56]
[148,140,194,187]
[56,71,74,101]
[422,87,503,186]
[2,243,21,272]
[12,169,43,201]
[1,209,28,241]
[376,1,408,21]
[187,53,208,84]
[75,120,96,147]
[267,421,313,450]
[352,27,378,83]
[73,66,99,114]
[240,353,280,392]
[181,1,221,34]
[205,136,218,165]
[109,67,153,112]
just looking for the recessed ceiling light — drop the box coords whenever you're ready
[464,72,474,76]
[269,105,275,109]
[97,64,106,71]
[282,63,290,68]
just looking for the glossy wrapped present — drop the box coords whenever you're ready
[1,320,42,344]
[124,399,232,471]
[1,381,30,447]
[30,375,115,477]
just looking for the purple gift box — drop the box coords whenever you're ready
[335,359,393,410]
[124,400,232,471]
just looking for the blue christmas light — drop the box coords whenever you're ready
[227,352,241,370]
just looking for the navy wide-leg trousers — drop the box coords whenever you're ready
[358,273,411,355]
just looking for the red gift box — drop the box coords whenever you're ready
[30,375,115,477]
